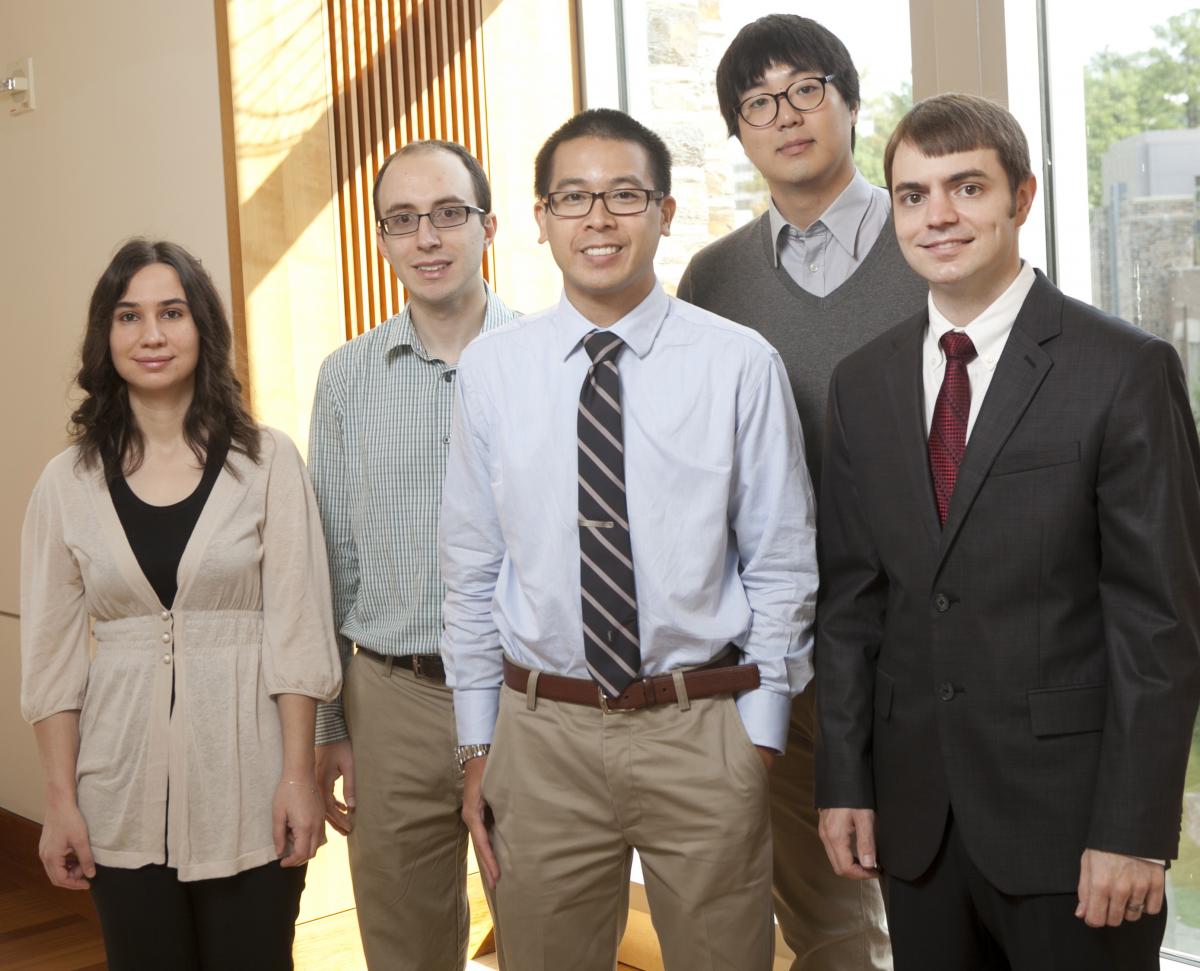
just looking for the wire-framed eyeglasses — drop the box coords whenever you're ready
[377,204,486,237]
[738,74,836,128]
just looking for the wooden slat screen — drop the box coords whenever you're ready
[325,0,493,340]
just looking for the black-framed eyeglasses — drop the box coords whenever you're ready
[377,204,486,237]
[543,188,665,218]
[737,74,836,128]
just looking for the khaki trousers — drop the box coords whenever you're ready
[343,650,469,971]
[483,681,774,971]
[770,689,892,970]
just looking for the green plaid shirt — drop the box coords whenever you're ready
[310,286,516,744]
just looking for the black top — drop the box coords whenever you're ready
[109,445,227,608]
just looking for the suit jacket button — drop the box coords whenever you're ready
[934,593,950,613]
[937,682,955,701]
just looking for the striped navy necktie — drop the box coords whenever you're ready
[577,330,641,698]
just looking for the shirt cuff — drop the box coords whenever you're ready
[736,686,792,753]
[454,687,501,746]
[314,699,348,746]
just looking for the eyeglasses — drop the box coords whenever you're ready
[377,204,485,237]
[543,188,665,218]
[737,74,836,128]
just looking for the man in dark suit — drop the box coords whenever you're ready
[815,92,1200,970]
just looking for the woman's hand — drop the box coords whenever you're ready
[39,800,95,890]
[32,713,93,890]
[273,776,326,867]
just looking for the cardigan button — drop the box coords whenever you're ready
[160,611,170,622]
[161,632,171,644]
[162,654,171,664]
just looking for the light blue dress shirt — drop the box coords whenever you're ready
[439,283,818,752]
[768,169,891,297]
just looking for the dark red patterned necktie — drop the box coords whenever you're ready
[928,331,977,526]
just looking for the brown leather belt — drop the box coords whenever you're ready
[502,650,759,713]
[355,646,445,682]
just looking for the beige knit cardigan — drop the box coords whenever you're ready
[20,428,342,881]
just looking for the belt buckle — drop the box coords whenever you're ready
[598,686,634,714]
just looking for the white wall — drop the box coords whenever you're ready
[0,0,231,821]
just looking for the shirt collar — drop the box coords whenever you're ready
[768,170,882,266]
[381,280,505,360]
[926,261,1037,371]
[553,281,670,362]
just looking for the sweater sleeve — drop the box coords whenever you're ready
[20,460,92,724]
[259,429,343,702]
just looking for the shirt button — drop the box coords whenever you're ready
[809,263,819,273]
[442,435,451,445]
[934,593,950,613]
[161,632,171,644]
[443,372,454,382]
[937,682,956,701]
[162,653,172,664]
[160,610,170,622]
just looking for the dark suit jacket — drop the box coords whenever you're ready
[814,271,1200,895]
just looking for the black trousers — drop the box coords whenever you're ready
[90,860,306,971]
[884,815,1166,971]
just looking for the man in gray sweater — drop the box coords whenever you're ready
[677,15,926,971]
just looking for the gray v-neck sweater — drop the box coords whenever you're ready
[678,211,928,484]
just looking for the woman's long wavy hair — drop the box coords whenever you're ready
[71,239,260,481]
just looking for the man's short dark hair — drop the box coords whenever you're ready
[883,94,1034,207]
[534,108,672,199]
[716,15,860,145]
[372,140,492,222]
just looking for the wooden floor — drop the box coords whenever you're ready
[0,806,633,971]
[0,866,106,971]
[0,868,635,970]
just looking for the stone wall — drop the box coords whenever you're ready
[636,0,740,291]
[1091,195,1194,342]
[1116,196,1194,341]
[1170,265,1200,404]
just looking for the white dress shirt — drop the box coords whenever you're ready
[440,283,818,752]
[922,261,1037,438]
[769,170,891,297]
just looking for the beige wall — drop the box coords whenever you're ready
[0,0,231,821]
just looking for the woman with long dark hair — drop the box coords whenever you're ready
[20,239,341,970]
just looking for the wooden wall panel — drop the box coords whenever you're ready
[326,0,494,340]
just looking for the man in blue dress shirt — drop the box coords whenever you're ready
[439,108,818,970]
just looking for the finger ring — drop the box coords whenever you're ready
[1126,903,1144,914]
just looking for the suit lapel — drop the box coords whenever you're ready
[884,311,942,549]
[935,273,1062,571]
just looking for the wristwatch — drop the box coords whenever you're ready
[455,743,491,773]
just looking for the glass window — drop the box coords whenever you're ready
[1031,1,1200,961]
[584,1,912,292]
